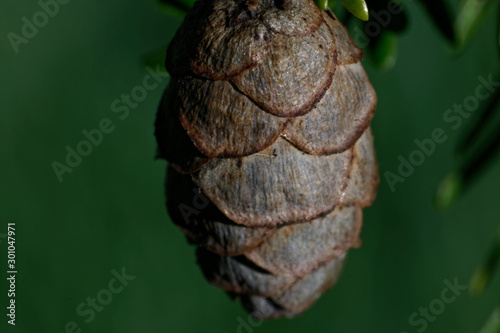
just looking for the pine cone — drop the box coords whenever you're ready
[156,0,378,319]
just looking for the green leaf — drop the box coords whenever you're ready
[315,0,330,11]
[470,228,500,297]
[340,0,369,21]
[455,0,500,48]
[461,119,500,188]
[434,171,463,210]
[479,307,500,333]
[470,265,492,297]
[457,87,500,155]
[419,0,456,43]
[369,31,398,71]
[442,85,500,210]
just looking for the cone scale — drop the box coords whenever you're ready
[156,0,378,319]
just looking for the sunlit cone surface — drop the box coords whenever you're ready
[156,0,378,319]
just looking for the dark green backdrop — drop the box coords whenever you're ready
[1,0,499,332]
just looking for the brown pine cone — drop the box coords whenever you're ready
[156,0,378,319]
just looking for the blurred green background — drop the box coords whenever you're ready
[1,0,500,332]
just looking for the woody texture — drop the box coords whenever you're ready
[156,0,379,319]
